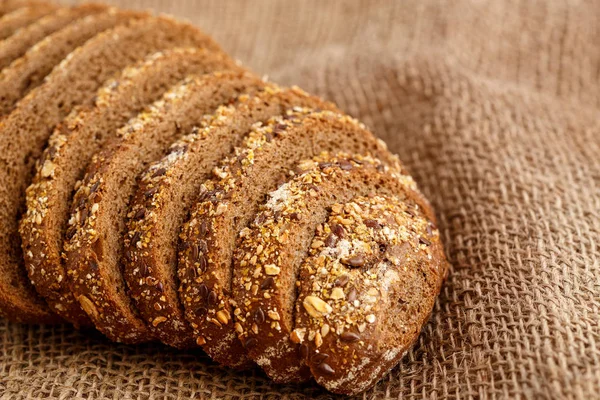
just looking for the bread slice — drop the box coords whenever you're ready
[64,71,264,344]
[180,112,400,381]
[20,49,238,327]
[125,87,336,354]
[0,16,222,324]
[295,195,447,394]
[0,2,57,40]
[0,9,144,117]
[0,3,107,70]
[231,152,426,383]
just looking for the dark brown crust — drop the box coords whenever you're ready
[64,71,264,344]
[295,194,447,395]
[231,152,427,383]
[0,16,221,324]
[0,9,146,117]
[0,2,57,40]
[0,4,107,70]
[125,86,335,356]
[20,49,236,327]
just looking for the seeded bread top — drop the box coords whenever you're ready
[145,86,336,365]
[232,152,420,383]
[0,2,58,40]
[64,71,264,344]
[20,48,236,327]
[0,4,107,70]
[295,195,447,394]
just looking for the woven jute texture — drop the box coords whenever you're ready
[2,0,599,399]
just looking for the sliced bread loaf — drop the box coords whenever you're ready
[64,71,264,343]
[295,194,446,394]
[0,16,222,324]
[181,112,400,381]
[125,86,335,354]
[0,2,57,40]
[0,9,144,117]
[231,152,426,383]
[0,3,107,70]
[20,48,238,327]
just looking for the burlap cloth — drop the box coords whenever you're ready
[1,0,599,398]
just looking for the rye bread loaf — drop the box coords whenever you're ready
[0,16,222,324]
[177,110,399,374]
[0,2,57,40]
[231,152,429,383]
[0,3,107,71]
[64,71,264,344]
[0,9,144,117]
[20,48,237,327]
[294,195,447,395]
[125,86,336,354]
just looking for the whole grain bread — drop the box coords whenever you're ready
[0,2,57,40]
[126,86,335,354]
[295,194,446,394]
[0,4,107,71]
[125,85,335,356]
[178,110,399,376]
[0,16,223,324]
[231,152,430,383]
[64,71,264,344]
[0,9,144,117]
[20,48,237,327]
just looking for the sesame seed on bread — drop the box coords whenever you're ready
[232,152,424,383]
[20,48,237,327]
[0,15,222,324]
[64,71,264,344]
[0,4,107,71]
[126,86,335,356]
[295,194,447,394]
[0,2,57,40]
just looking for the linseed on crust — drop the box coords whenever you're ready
[231,152,423,383]
[294,195,447,395]
[20,48,237,327]
[64,71,264,343]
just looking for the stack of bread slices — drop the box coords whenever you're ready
[0,0,449,395]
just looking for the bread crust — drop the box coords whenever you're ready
[21,48,236,327]
[65,71,264,343]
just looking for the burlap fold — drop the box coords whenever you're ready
[2,0,599,398]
